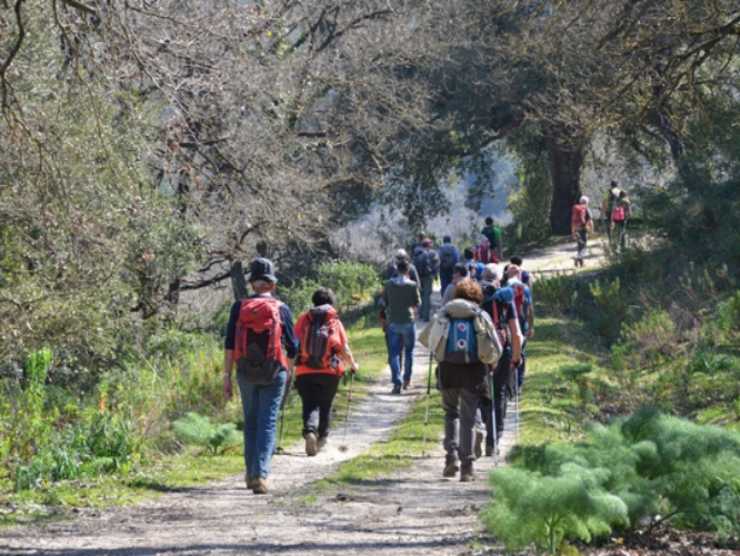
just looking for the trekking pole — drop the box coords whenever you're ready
[421,352,433,457]
[338,371,354,453]
[488,371,498,463]
[275,371,292,454]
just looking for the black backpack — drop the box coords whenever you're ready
[414,249,433,277]
[439,246,457,270]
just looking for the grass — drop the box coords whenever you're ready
[0,316,389,527]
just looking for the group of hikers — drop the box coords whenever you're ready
[222,216,534,493]
[571,181,632,267]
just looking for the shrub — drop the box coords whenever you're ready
[484,411,740,553]
[172,412,241,455]
[588,278,629,342]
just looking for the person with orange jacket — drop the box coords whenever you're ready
[294,288,359,456]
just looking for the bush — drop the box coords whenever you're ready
[172,412,241,455]
[484,410,740,553]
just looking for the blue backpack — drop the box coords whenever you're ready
[444,318,479,364]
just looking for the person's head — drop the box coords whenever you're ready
[510,256,523,267]
[463,247,475,260]
[452,262,468,283]
[248,257,277,293]
[619,190,627,199]
[443,235,452,244]
[480,264,499,286]
[454,278,483,305]
[579,195,589,205]
[396,259,410,276]
[610,180,618,188]
[395,248,409,262]
[421,238,433,249]
[507,264,520,280]
[312,288,336,307]
[416,233,424,242]
[485,216,493,226]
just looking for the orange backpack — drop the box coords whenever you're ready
[298,306,343,371]
[234,297,285,384]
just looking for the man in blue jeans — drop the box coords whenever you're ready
[223,258,298,494]
[382,259,421,393]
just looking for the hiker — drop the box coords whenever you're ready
[475,237,498,265]
[294,288,359,456]
[413,238,440,322]
[505,264,534,389]
[382,258,421,393]
[420,279,501,482]
[602,181,621,243]
[612,190,631,253]
[441,262,468,305]
[571,195,593,267]
[384,249,420,286]
[223,257,298,495]
[481,216,503,260]
[479,265,522,447]
[409,232,425,258]
[438,236,460,296]
[510,256,533,289]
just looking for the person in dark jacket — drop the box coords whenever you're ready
[437,236,460,296]
[223,258,298,495]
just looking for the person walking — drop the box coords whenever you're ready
[480,266,522,449]
[382,259,421,393]
[611,190,631,253]
[602,181,621,244]
[438,236,460,296]
[475,237,498,264]
[223,257,298,494]
[441,262,468,305]
[294,288,359,456]
[420,279,501,481]
[481,216,503,260]
[571,195,593,267]
[505,264,533,389]
[413,238,440,322]
[384,249,420,286]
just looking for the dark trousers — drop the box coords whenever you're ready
[440,269,453,298]
[492,345,513,439]
[295,373,340,439]
[420,274,434,320]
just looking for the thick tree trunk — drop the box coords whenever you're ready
[547,137,585,235]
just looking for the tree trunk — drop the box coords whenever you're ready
[547,137,585,235]
[230,261,248,301]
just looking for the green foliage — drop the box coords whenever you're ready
[588,278,628,342]
[535,275,578,315]
[485,411,740,552]
[172,413,241,456]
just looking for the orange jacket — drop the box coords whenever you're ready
[294,306,349,377]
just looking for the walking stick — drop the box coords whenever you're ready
[338,372,354,453]
[421,352,433,457]
[488,370,498,463]
[275,371,292,454]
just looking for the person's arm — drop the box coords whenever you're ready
[527,303,535,339]
[279,304,298,372]
[336,322,359,372]
[223,301,241,400]
[507,305,523,364]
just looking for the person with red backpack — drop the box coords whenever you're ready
[612,190,631,253]
[294,288,359,456]
[571,195,593,267]
[223,258,299,495]
[475,237,498,265]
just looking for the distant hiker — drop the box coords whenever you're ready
[602,181,621,242]
[223,257,298,494]
[510,256,533,288]
[481,216,503,260]
[612,190,631,253]
[571,195,593,267]
[382,259,421,393]
[505,265,534,388]
[438,236,460,296]
[462,247,476,277]
[475,237,498,265]
[441,262,468,305]
[294,288,359,456]
[420,279,501,482]
[384,248,421,286]
[480,266,522,447]
[409,233,425,258]
[413,238,440,322]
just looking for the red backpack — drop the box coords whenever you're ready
[298,306,343,372]
[234,297,285,384]
[476,245,498,264]
[572,204,588,228]
[611,205,626,223]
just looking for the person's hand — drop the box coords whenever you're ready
[527,327,534,339]
[351,361,360,374]
[223,374,233,400]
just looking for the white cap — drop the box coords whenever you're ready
[395,249,409,259]
[580,195,589,204]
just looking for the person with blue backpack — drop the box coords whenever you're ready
[505,264,533,389]
[420,279,502,482]
[437,236,460,296]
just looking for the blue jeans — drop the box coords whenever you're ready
[440,269,453,299]
[236,368,288,479]
[388,322,416,386]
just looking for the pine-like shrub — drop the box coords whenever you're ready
[172,412,241,455]
[484,410,740,552]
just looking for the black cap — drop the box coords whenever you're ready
[452,262,468,277]
[443,235,452,243]
[247,257,277,283]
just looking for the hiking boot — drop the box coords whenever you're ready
[246,475,256,489]
[391,384,402,395]
[251,478,268,494]
[443,456,459,478]
[474,429,484,459]
[402,379,411,390]
[460,462,475,482]
[305,432,319,456]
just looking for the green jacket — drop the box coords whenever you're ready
[382,276,421,324]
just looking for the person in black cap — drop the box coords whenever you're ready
[223,257,298,494]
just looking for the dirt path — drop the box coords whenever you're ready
[1,253,558,556]
[522,235,609,276]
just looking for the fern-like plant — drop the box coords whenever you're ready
[172,412,241,455]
